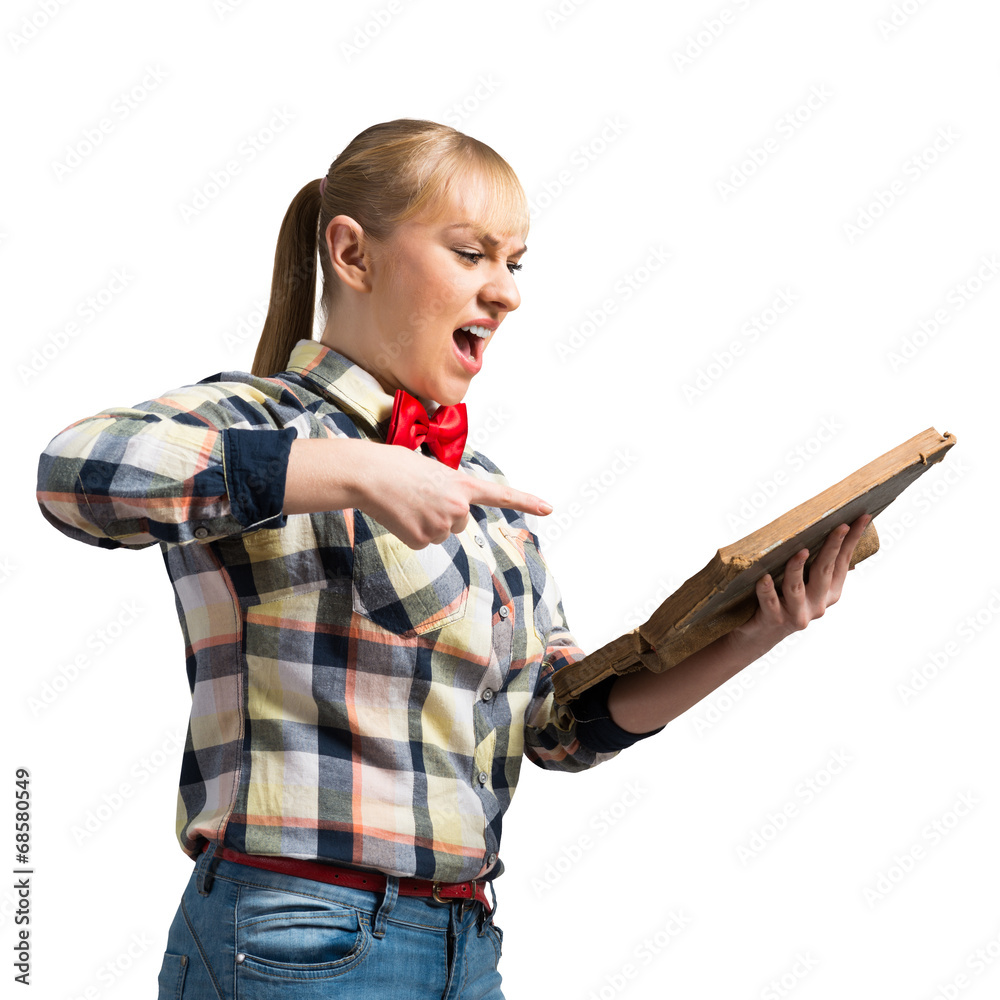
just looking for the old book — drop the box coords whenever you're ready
[553,427,957,703]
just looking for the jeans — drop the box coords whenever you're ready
[156,845,505,999]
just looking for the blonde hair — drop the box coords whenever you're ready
[251,119,530,378]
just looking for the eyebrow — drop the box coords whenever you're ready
[443,223,527,256]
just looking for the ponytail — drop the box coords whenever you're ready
[251,178,323,377]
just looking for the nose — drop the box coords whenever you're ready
[480,261,521,314]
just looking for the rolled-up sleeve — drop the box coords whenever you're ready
[36,378,318,549]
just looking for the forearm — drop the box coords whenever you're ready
[282,437,375,515]
[606,626,782,733]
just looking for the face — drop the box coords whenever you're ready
[361,179,526,406]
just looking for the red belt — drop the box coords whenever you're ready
[203,843,491,911]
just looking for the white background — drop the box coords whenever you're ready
[4,1,999,997]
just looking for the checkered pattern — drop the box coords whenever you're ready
[37,339,641,882]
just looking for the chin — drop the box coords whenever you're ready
[434,391,467,408]
[426,379,470,408]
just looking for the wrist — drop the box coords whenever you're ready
[340,437,376,511]
[724,619,791,665]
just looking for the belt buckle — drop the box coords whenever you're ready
[432,879,478,912]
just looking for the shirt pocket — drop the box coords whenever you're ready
[351,510,471,637]
[228,517,332,604]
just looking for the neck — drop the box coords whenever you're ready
[319,307,393,396]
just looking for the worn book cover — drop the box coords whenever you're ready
[553,427,957,703]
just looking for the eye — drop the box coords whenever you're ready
[454,249,523,275]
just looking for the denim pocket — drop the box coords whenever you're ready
[235,886,371,982]
[155,952,188,999]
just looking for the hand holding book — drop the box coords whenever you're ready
[737,510,873,654]
[556,428,957,709]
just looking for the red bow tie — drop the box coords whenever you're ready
[384,389,468,469]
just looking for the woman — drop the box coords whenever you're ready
[36,118,868,998]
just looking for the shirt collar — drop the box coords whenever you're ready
[284,339,443,438]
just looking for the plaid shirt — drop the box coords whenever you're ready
[36,339,656,882]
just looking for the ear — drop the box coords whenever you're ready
[324,215,370,293]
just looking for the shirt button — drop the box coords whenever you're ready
[487,853,498,866]
[193,526,209,539]
[474,534,485,546]
[498,606,509,619]
[482,688,494,702]
[477,771,489,786]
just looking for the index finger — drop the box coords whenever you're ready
[816,513,870,563]
[468,478,554,516]
[804,514,869,588]
[837,513,872,571]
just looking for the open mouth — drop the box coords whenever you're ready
[452,327,485,363]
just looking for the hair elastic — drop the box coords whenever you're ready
[319,177,327,198]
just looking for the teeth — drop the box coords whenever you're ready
[459,324,490,339]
